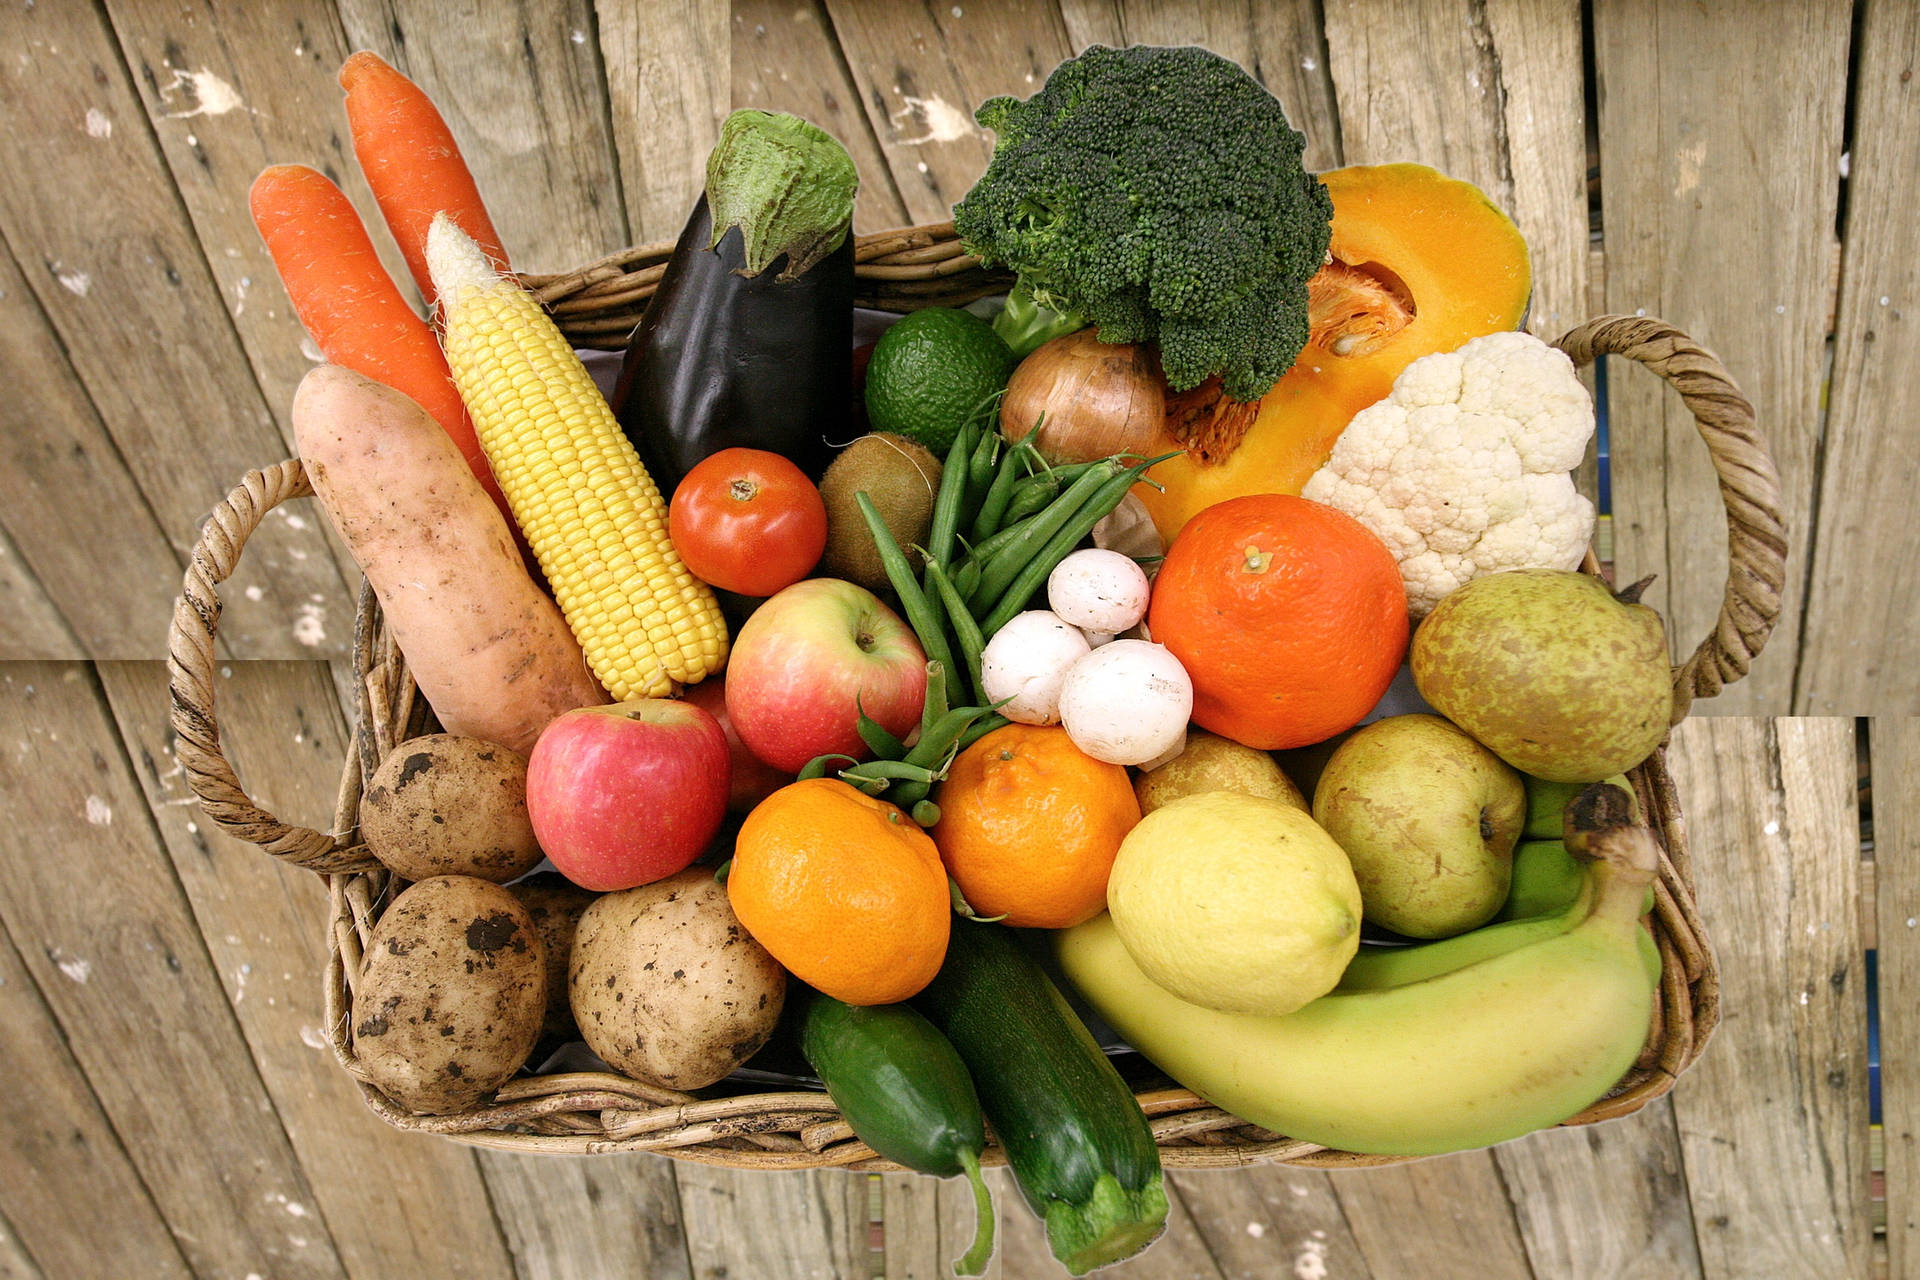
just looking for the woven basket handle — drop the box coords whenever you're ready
[167,459,380,875]
[1552,316,1787,721]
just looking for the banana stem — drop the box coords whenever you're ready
[1578,825,1660,925]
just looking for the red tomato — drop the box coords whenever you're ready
[669,449,828,597]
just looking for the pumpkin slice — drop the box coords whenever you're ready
[1137,163,1531,541]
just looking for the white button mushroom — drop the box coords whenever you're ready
[980,611,1093,726]
[1057,640,1193,766]
[1047,548,1152,634]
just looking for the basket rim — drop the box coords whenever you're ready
[164,262,1778,1167]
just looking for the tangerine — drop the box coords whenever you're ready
[931,724,1141,929]
[1148,494,1408,750]
[728,778,950,1005]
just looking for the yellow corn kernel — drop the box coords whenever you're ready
[428,215,726,699]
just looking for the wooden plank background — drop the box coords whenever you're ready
[0,0,1901,716]
[0,661,1892,1277]
[0,0,1906,1274]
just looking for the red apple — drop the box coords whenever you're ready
[526,699,729,891]
[681,674,792,812]
[725,578,928,774]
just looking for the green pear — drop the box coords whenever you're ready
[1411,570,1674,784]
[1312,714,1526,939]
[1134,729,1306,816]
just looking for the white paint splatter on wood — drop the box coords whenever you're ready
[293,602,326,647]
[1293,1233,1330,1280]
[891,94,977,145]
[56,954,91,984]
[83,107,111,137]
[84,794,112,825]
[162,67,249,119]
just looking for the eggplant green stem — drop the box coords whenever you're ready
[705,109,857,279]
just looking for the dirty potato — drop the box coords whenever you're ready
[360,734,544,883]
[570,868,785,1090]
[354,875,546,1114]
[508,872,599,1041]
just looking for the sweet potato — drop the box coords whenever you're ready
[294,365,604,753]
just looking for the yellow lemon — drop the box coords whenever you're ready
[1105,791,1361,1015]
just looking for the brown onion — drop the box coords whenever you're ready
[999,329,1169,463]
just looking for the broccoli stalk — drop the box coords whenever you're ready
[992,278,1088,358]
[953,45,1333,402]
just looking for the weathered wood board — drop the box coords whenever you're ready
[1795,1,1920,716]
[1874,717,1917,1277]
[0,906,194,1280]
[473,1150,696,1279]
[0,3,356,660]
[1324,0,1588,340]
[733,0,913,233]
[1594,0,1851,715]
[1664,716,1873,1278]
[0,239,172,660]
[332,0,634,275]
[0,665,347,1278]
[96,661,522,1280]
[597,0,730,245]
[1495,1098,1705,1279]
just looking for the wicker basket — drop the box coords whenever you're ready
[167,224,1787,1170]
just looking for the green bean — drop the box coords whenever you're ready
[911,800,942,828]
[856,492,958,682]
[855,706,907,761]
[962,426,1001,521]
[924,418,977,570]
[1010,457,1105,504]
[925,560,987,704]
[797,752,860,781]
[962,511,1039,569]
[967,460,1123,611]
[889,779,931,810]
[980,461,1156,635]
[918,659,949,742]
[951,555,983,601]
[918,557,949,657]
[956,714,1011,753]
[841,760,940,783]
[1000,476,1058,526]
[967,437,1040,545]
[904,705,989,771]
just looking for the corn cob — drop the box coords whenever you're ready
[427,214,726,699]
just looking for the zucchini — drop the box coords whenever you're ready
[913,922,1167,1275]
[798,990,995,1276]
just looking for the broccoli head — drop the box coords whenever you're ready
[952,45,1333,401]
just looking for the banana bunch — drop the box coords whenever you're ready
[1055,819,1663,1157]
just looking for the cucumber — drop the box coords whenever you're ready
[913,922,1167,1275]
[798,990,995,1276]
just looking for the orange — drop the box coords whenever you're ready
[728,778,950,1005]
[1148,494,1408,751]
[931,725,1141,929]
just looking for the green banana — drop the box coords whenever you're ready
[1495,839,1589,921]
[1055,826,1663,1157]
[1524,773,1636,839]
[1338,862,1592,990]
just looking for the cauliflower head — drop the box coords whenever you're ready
[1301,330,1596,617]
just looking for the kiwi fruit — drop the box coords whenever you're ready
[818,433,943,592]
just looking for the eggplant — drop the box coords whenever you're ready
[614,110,858,494]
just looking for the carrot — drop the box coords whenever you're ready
[339,50,509,303]
[248,163,516,533]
